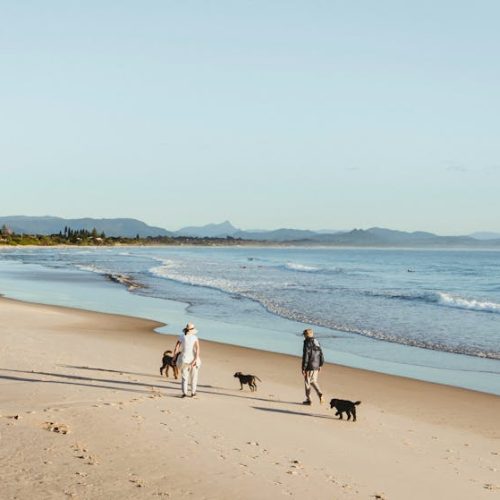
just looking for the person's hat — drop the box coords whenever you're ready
[183,322,198,334]
[303,328,314,337]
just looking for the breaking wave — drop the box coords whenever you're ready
[149,259,239,294]
[367,289,500,314]
[436,292,500,313]
[284,262,320,272]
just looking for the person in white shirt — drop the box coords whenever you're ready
[173,322,201,398]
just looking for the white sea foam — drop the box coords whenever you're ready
[76,264,107,274]
[437,292,500,314]
[285,262,319,272]
[149,260,238,294]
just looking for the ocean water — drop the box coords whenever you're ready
[1,246,499,394]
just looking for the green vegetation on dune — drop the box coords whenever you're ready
[0,224,245,247]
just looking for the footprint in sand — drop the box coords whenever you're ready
[3,414,21,424]
[85,455,99,465]
[129,479,145,488]
[43,421,70,434]
[484,484,500,491]
[129,474,145,488]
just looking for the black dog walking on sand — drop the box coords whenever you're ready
[330,398,361,422]
[234,372,262,392]
[160,350,179,379]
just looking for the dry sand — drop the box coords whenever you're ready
[1,297,499,499]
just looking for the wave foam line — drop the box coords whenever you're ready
[437,292,500,313]
[367,289,500,315]
[284,262,320,272]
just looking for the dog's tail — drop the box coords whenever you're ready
[255,376,262,382]
[354,401,361,406]
[163,350,172,356]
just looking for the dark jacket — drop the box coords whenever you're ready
[302,337,324,371]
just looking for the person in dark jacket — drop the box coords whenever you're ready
[301,328,324,405]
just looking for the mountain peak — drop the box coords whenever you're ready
[174,221,239,238]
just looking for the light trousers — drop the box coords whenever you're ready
[304,370,322,400]
[180,363,199,396]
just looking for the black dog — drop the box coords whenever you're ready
[160,350,179,379]
[330,398,361,422]
[234,372,262,392]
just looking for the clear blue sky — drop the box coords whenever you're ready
[1,1,499,234]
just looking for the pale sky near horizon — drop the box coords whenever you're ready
[1,1,499,235]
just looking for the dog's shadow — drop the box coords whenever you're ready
[252,406,338,420]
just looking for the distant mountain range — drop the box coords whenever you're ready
[468,231,500,240]
[173,221,500,247]
[2,216,500,247]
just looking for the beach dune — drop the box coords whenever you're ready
[1,297,499,499]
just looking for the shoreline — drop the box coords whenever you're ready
[1,295,499,430]
[0,295,496,391]
[1,297,499,499]
[0,252,499,396]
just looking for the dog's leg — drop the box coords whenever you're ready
[240,382,243,390]
[165,365,170,378]
[173,366,179,379]
[336,411,342,419]
[346,410,352,421]
[352,407,357,422]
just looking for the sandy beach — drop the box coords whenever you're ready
[1,297,499,499]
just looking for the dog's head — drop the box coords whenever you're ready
[330,399,339,409]
[234,372,242,378]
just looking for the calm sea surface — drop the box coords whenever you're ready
[1,246,499,394]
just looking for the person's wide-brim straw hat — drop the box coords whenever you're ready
[303,328,314,337]
[184,322,198,334]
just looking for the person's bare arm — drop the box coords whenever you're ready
[172,339,181,357]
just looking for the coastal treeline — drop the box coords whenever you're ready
[0,224,245,246]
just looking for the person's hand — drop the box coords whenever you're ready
[302,370,306,377]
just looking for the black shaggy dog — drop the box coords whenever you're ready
[160,350,179,379]
[234,372,262,392]
[330,398,361,422]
